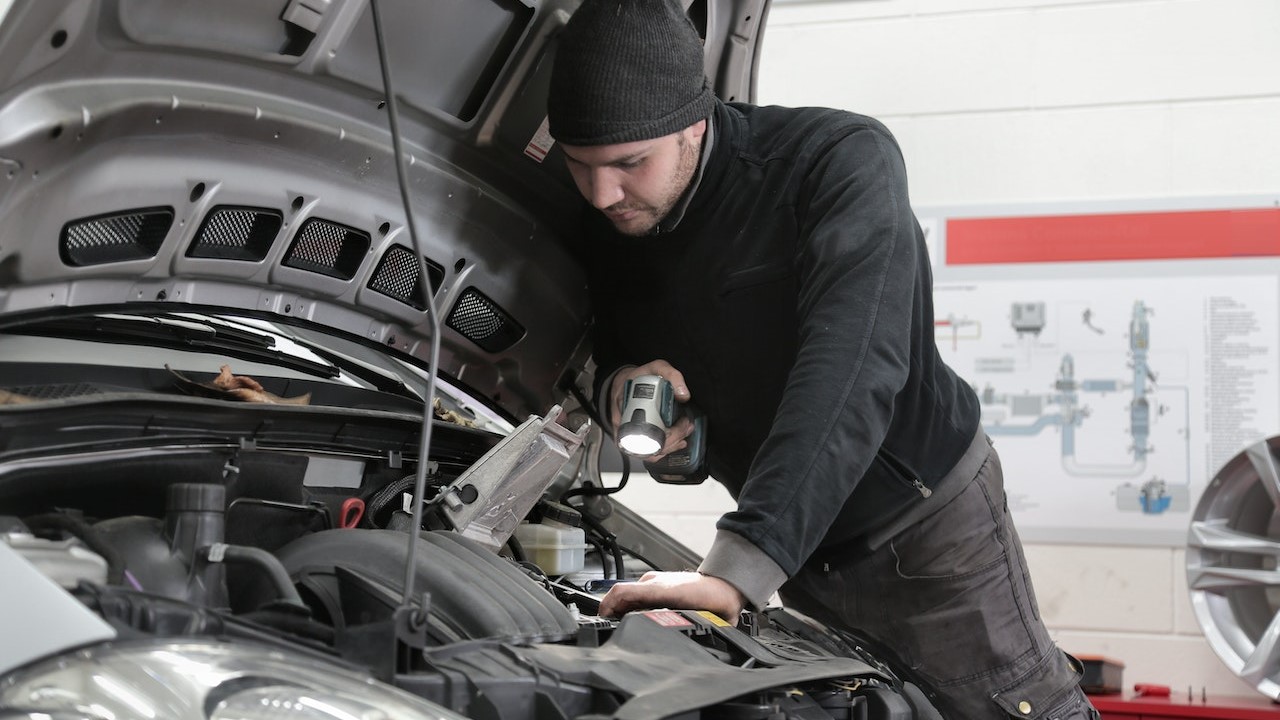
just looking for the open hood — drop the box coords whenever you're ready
[0,0,769,420]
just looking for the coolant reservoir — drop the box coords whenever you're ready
[513,503,588,575]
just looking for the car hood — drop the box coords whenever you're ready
[0,0,769,421]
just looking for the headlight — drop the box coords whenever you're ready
[0,639,463,720]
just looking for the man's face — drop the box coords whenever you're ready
[560,120,706,237]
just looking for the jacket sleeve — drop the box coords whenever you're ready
[700,121,919,607]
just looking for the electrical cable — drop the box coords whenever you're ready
[365,474,415,527]
[564,381,607,432]
[560,381,632,502]
[617,544,663,572]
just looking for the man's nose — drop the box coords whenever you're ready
[588,170,624,210]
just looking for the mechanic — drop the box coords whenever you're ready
[545,1,1097,718]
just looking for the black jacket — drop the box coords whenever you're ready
[582,100,980,599]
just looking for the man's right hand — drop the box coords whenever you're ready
[609,360,695,460]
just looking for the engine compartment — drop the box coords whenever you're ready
[0,403,937,720]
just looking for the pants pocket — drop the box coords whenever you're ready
[888,460,1004,580]
[883,474,1038,686]
[992,651,1097,719]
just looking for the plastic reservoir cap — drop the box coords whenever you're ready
[538,501,583,528]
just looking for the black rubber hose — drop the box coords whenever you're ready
[505,534,527,562]
[610,537,627,580]
[575,509,627,580]
[586,538,610,579]
[199,543,305,610]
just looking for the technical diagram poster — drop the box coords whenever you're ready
[926,204,1280,540]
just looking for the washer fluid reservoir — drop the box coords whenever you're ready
[514,502,588,575]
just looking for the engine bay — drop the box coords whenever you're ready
[0,397,938,719]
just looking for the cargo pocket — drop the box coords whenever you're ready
[888,470,1005,580]
[992,651,1092,719]
[883,472,1039,686]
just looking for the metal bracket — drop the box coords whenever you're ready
[433,405,588,552]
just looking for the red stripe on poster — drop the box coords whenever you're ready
[945,208,1280,265]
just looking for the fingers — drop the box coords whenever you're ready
[598,572,685,617]
[635,360,690,401]
[596,572,745,625]
[608,359,692,431]
[646,416,695,461]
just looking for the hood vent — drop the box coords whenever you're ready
[283,219,370,280]
[368,245,445,310]
[447,287,525,353]
[60,208,174,266]
[187,206,283,261]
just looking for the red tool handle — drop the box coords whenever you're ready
[340,498,365,529]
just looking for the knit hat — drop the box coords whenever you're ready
[547,0,714,146]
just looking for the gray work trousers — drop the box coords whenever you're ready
[780,440,1099,719]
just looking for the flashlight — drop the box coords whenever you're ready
[617,374,708,484]
[618,374,672,456]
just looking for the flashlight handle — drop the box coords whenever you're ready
[620,374,675,427]
[644,403,708,485]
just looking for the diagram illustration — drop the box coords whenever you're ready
[973,300,1191,515]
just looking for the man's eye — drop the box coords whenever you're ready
[617,159,643,169]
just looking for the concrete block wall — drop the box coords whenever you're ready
[609,0,1280,700]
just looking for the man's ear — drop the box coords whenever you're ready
[687,119,707,142]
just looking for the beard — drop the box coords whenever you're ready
[608,133,701,237]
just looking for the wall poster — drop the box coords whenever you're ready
[921,201,1280,545]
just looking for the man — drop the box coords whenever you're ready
[546,1,1097,717]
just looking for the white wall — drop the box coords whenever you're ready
[617,0,1280,701]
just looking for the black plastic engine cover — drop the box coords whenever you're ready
[276,528,576,644]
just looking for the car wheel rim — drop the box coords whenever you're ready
[1187,436,1280,698]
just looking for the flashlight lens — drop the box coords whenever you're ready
[619,434,661,456]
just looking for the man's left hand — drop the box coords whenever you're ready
[597,571,745,625]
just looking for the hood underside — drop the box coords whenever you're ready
[0,0,767,420]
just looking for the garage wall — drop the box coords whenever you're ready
[618,0,1280,701]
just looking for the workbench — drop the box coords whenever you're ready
[1090,692,1280,719]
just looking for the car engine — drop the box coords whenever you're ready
[0,397,940,720]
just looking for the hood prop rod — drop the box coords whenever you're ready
[369,0,473,623]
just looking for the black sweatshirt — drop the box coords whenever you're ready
[582,100,980,607]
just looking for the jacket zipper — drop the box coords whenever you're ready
[874,448,933,498]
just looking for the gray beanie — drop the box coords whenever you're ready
[547,0,714,146]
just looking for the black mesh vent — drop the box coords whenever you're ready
[283,219,370,280]
[446,287,525,353]
[2,383,103,400]
[60,208,173,266]
[187,206,283,261]
[368,245,446,309]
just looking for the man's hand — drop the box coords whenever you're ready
[609,360,695,460]
[597,571,746,625]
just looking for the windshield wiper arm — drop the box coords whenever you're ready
[14,314,341,379]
